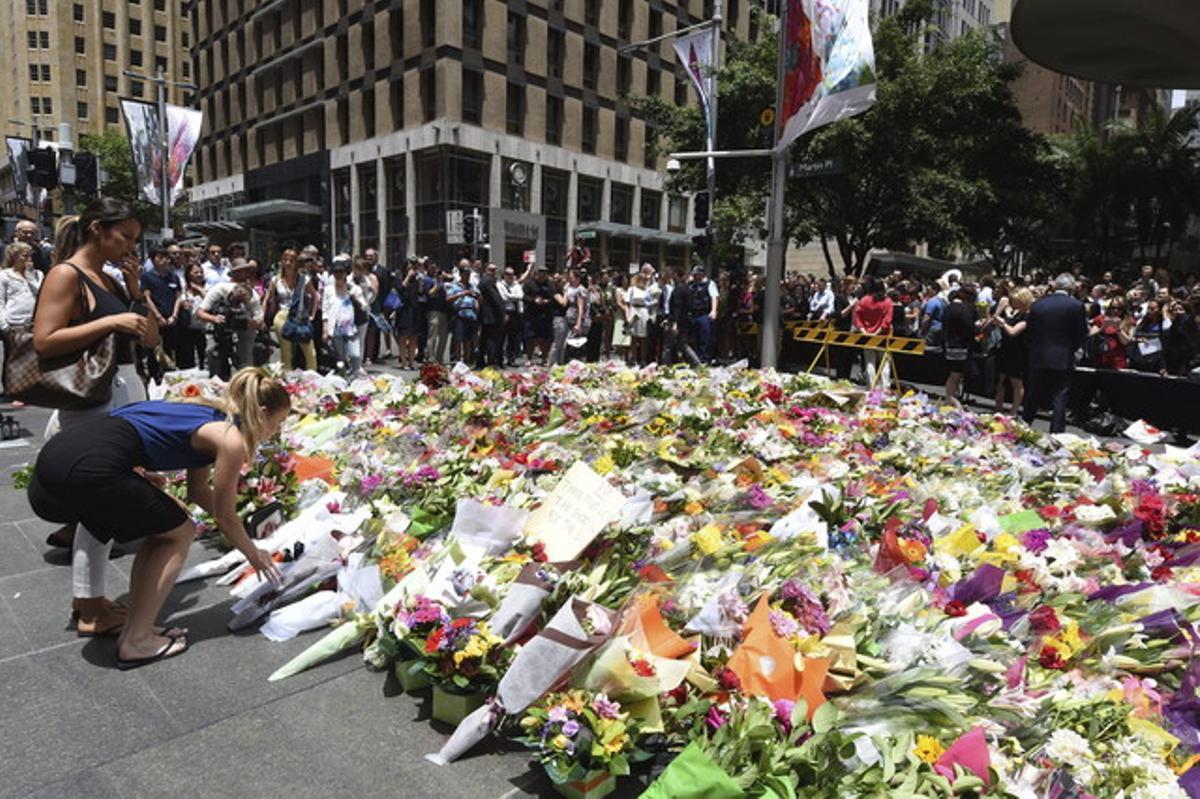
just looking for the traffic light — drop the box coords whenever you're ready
[28,148,59,189]
[463,213,476,244]
[73,152,98,195]
[693,191,709,230]
[691,233,711,259]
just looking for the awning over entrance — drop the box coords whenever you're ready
[227,199,323,229]
[184,220,246,235]
[1010,0,1200,88]
[575,221,692,247]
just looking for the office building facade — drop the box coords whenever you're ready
[187,0,754,271]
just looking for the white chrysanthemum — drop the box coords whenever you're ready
[1044,728,1092,762]
[1041,538,1083,574]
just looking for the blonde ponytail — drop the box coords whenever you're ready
[182,367,291,456]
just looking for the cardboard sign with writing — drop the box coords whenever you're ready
[525,461,625,561]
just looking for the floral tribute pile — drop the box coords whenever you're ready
[162,362,1200,799]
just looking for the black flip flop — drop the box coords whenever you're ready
[117,636,189,671]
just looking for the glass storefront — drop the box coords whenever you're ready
[385,156,407,266]
[541,167,569,272]
[414,146,492,266]
[357,162,379,251]
[332,167,351,253]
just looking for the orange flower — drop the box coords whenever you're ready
[181,383,201,398]
[896,538,927,563]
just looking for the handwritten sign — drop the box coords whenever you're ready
[525,461,625,561]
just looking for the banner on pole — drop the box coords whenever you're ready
[673,29,715,120]
[121,99,203,206]
[777,0,876,152]
[4,136,33,204]
[165,104,204,206]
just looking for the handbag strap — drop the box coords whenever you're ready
[287,273,307,320]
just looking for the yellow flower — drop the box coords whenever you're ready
[519,714,540,730]
[593,455,615,476]
[604,733,629,754]
[551,734,570,751]
[453,651,467,666]
[914,735,945,764]
[684,500,704,516]
[560,691,586,713]
[1049,620,1085,657]
[693,524,724,555]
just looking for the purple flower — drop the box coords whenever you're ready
[705,706,729,731]
[1022,528,1052,554]
[360,473,384,494]
[773,698,795,731]
[547,706,569,724]
[769,610,801,638]
[561,719,581,738]
[592,693,621,720]
[743,484,773,510]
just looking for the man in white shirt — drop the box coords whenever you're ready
[196,260,263,377]
[202,243,230,288]
[809,278,835,320]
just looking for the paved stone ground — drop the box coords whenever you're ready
[0,363,1154,799]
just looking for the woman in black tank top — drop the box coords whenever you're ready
[33,198,159,638]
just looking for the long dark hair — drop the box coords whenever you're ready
[52,197,138,264]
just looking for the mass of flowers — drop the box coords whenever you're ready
[159,362,1200,798]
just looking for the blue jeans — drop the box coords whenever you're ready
[331,333,362,374]
[690,315,713,363]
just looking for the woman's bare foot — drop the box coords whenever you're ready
[72,597,128,637]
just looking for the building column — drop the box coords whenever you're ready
[530,162,542,217]
[405,149,417,258]
[348,161,360,255]
[566,167,578,240]
[376,153,386,255]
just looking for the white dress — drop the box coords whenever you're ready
[625,286,651,338]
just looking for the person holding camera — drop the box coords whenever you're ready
[322,256,369,376]
[196,260,263,380]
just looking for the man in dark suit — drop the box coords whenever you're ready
[1022,273,1088,433]
[475,262,507,368]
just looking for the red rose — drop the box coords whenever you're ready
[1038,645,1067,670]
[1028,606,1061,634]
[1151,565,1174,581]
[715,667,742,691]
[944,600,968,618]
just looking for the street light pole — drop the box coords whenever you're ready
[705,0,721,277]
[759,8,791,372]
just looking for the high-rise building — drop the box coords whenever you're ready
[1000,23,1095,136]
[869,0,997,47]
[187,0,753,271]
[0,0,192,213]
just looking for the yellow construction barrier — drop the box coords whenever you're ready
[792,322,925,391]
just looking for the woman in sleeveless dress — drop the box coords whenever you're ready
[33,198,159,637]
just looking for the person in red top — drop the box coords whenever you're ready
[1088,297,1133,370]
[852,277,894,385]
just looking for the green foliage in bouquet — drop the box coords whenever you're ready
[418,615,512,695]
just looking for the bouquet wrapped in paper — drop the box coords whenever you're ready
[427,597,615,765]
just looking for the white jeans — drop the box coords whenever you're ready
[52,365,147,599]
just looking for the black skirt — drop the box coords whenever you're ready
[28,417,190,543]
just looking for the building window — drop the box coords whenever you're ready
[463,0,483,49]
[30,98,41,116]
[105,74,118,92]
[130,18,142,36]
[333,168,352,254]
[640,189,662,230]
[577,175,602,223]
[675,70,688,105]
[155,24,167,42]
[507,12,525,65]
[545,95,563,145]
[106,106,118,124]
[506,83,525,135]
[76,69,87,86]
[584,0,598,26]
[73,2,84,21]
[363,87,376,138]
[42,97,51,114]
[667,195,687,233]
[647,67,661,96]
[358,163,379,250]
[728,0,740,30]
[421,67,436,122]
[40,64,51,81]
[26,0,36,13]
[103,43,116,60]
[615,116,629,162]
[385,156,407,265]
[547,29,564,79]
[618,0,632,39]
[132,80,145,98]
[77,101,89,119]
[501,158,532,212]
[75,36,85,54]
[39,31,48,48]
[421,0,436,47]
[182,61,190,78]
[617,55,631,95]
[610,182,633,225]
[182,30,189,48]
[461,67,483,124]
[103,11,115,28]
[131,50,144,67]
[28,64,38,81]
[650,9,662,40]
[644,122,658,169]
[155,0,165,10]
[27,31,37,49]
[582,106,597,154]
[584,44,599,91]
[156,56,168,73]
[542,167,569,269]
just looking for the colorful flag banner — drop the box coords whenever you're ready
[777,0,876,151]
[120,99,204,206]
[4,136,33,204]
[673,28,715,123]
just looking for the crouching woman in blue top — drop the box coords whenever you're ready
[28,368,289,669]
